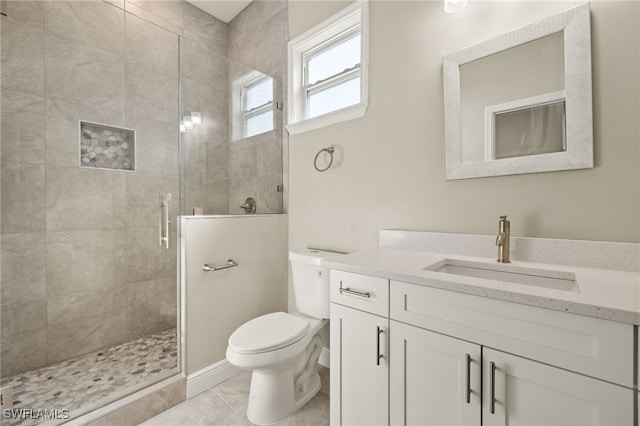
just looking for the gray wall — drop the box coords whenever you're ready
[0,0,227,378]
[287,0,640,270]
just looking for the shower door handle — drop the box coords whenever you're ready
[159,194,172,249]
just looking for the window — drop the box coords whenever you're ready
[287,0,369,135]
[242,74,274,138]
[231,70,274,141]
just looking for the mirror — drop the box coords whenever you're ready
[443,4,592,180]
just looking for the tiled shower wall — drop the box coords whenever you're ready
[0,0,234,378]
[180,0,287,216]
[227,1,287,214]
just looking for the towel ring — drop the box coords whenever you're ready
[314,147,335,172]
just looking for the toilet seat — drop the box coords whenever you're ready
[228,312,309,355]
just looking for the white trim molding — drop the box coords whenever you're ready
[186,359,242,399]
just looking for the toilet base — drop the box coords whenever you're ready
[244,333,324,425]
[247,369,321,425]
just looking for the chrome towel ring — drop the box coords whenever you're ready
[314,146,335,172]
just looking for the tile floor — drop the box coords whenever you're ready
[140,366,330,426]
[1,328,178,426]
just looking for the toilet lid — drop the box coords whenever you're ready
[228,312,309,355]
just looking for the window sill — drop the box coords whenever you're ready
[286,102,368,136]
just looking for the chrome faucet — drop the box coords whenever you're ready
[495,215,511,263]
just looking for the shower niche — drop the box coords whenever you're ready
[79,121,136,171]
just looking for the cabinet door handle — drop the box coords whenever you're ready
[376,326,384,366]
[465,354,471,404]
[490,361,496,414]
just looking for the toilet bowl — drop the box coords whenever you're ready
[225,249,342,425]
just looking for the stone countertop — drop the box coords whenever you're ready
[323,247,640,325]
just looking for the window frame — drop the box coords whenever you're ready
[287,0,369,135]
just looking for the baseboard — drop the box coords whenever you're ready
[319,347,330,368]
[186,359,241,399]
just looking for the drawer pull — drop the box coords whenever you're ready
[490,361,496,414]
[339,285,371,299]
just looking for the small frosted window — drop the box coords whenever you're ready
[245,109,274,138]
[244,77,273,111]
[240,74,274,138]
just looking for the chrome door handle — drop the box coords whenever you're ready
[376,326,384,366]
[203,259,239,272]
[159,194,172,249]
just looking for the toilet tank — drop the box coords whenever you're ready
[289,249,344,319]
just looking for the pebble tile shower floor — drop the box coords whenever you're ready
[0,328,178,425]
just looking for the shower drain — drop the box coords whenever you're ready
[167,351,178,359]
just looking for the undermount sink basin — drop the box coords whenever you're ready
[425,258,578,292]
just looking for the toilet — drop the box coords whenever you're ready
[225,249,341,425]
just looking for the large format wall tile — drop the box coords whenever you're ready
[182,2,227,56]
[125,12,179,77]
[255,10,288,76]
[0,18,44,96]
[0,89,45,163]
[45,98,126,167]
[229,143,257,181]
[256,131,283,176]
[0,327,47,378]
[257,173,283,214]
[206,179,230,215]
[1,232,46,306]
[125,64,178,125]
[180,39,227,90]
[181,78,227,133]
[47,286,127,326]
[127,116,179,176]
[44,0,125,55]
[126,226,177,284]
[46,165,126,231]
[127,276,177,339]
[125,0,183,36]
[0,161,45,233]
[46,229,126,297]
[45,33,125,111]
[47,311,128,363]
[125,173,179,228]
[1,300,47,338]
[4,1,44,27]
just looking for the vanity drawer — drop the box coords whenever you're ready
[390,280,634,387]
[330,270,389,317]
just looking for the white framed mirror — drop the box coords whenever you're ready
[443,3,592,180]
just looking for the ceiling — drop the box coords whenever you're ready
[186,0,253,24]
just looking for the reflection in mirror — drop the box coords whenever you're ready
[443,3,592,180]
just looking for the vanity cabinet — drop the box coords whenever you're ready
[330,271,636,426]
[330,271,389,426]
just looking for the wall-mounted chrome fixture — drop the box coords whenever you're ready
[203,259,239,272]
[240,197,256,214]
[314,146,335,172]
[444,0,467,13]
[180,112,201,134]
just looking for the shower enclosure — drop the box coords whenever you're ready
[0,0,286,423]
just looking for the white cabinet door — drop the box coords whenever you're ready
[483,348,634,426]
[389,321,481,426]
[330,303,388,426]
